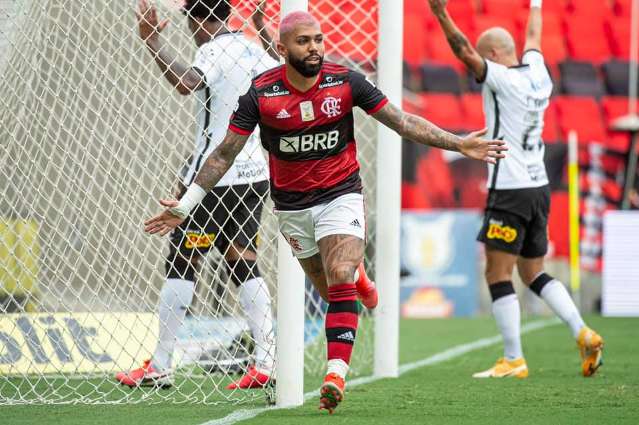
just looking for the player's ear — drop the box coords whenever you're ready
[276,40,287,58]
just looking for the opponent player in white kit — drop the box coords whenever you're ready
[429,0,603,378]
[116,0,278,389]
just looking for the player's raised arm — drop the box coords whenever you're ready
[372,103,507,164]
[524,0,543,52]
[251,1,279,61]
[136,0,204,95]
[428,0,486,79]
[143,130,249,235]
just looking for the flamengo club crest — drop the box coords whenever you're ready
[321,96,342,118]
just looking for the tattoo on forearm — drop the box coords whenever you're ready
[446,32,471,58]
[194,133,248,191]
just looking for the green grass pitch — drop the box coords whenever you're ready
[3,316,637,425]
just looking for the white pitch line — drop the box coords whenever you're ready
[200,318,559,425]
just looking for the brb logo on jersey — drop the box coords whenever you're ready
[320,97,342,118]
[280,130,340,153]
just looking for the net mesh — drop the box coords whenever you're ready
[0,0,379,404]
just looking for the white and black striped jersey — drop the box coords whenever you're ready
[480,49,553,190]
[182,31,278,187]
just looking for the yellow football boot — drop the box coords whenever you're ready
[577,326,604,377]
[472,357,529,378]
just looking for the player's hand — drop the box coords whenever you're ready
[251,1,267,30]
[144,199,184,236]
[458,128,508,164]
[428,0,449,15]
[136,0,169,46]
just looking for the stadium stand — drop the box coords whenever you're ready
[558,61,605,97]
[419,63,462,94]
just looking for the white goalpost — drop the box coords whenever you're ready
[0,0,401,406]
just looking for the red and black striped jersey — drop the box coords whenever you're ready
[229,62,388,210]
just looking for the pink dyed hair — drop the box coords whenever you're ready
[279,11,321,38]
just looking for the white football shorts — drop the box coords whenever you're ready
[275,193,366,259]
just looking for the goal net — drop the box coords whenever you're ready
[0,0,379,404]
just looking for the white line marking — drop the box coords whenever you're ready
[199,319,559,425]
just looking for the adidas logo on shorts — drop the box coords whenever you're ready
[276,109,291,119]
[350,219,361,228]
[336,331,355,342]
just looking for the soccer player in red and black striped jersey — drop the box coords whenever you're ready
[144,11,507,413]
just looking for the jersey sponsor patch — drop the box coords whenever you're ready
[486,219,517,243]
[300,101,315,122]
[184,232,216,249]
[279,130,340,153]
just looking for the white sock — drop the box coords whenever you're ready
[152,278,195,371]
[539,279,585,338]
[327,359,349,379]
[492,294,524,360]
[239,277,275,372]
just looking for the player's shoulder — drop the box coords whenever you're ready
[253,65,285,88]
[323,61,350,75]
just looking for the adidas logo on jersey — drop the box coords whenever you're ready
[336,331,355,342]
[276,109,291,119]
[350,219,361,228]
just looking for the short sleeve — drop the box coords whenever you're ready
[192,43,221,86]
[482,59,511,92]
[228,85,260,135]
[349,70,388,114]
[522,49,544,67]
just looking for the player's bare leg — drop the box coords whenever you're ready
[474,248,529,378]
[315,234,364,413]
[225,242,276,389]
[299,254,376,308]
[518,257,603,377]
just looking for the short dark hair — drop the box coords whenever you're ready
[182,0,231,22]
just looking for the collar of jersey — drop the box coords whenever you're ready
[213,30,242,40]
[280,66,324,97]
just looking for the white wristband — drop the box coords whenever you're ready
[170,183,207,219]
[530,0,542,8]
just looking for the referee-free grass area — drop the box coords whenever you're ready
[4,316,638,425]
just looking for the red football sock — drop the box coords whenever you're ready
[326,283,359,364]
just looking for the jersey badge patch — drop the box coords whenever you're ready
[321,96,342,118]
[300,101,315,121]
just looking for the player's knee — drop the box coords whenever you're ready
[226,259,261,287]
[325,264,357,284]
[165,252,198,281]
[484,260,511,284]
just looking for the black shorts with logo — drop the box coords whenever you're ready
[477,185,551,258]
[169,181,269,256]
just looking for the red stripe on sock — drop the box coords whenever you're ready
[328,283,357,302]
[327,342,355,362]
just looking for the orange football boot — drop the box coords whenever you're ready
[319,373,345,414]
[355,263,378,309]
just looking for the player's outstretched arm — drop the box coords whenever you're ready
[372,103,507,164]
[143,130,249,236]
[136,0,204,95]
[524,0,543,52]
[251,1,279,61]
[428,0,486,79]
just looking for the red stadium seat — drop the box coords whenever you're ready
[565,0,613,19]
[516,11,563,39]
[461,93,485,130]
[426,30,467,72]
[418,94,465,132]
[483,0,527,19]
[542,100,561,142]
[548,191,569,258]
[541,34,568,70]
[606,17,632,59]
[403,15,429,67]
[563,15,612,62]
[402,182,431,209]
[614,0,633,16]
[555,96,607,142]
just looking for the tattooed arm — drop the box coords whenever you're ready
[193,131,249,191]
[524,2,543,52]
[143,131,249,236]
[428,0,486,79]
[136,0,204,95]
[372,102,507,163]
